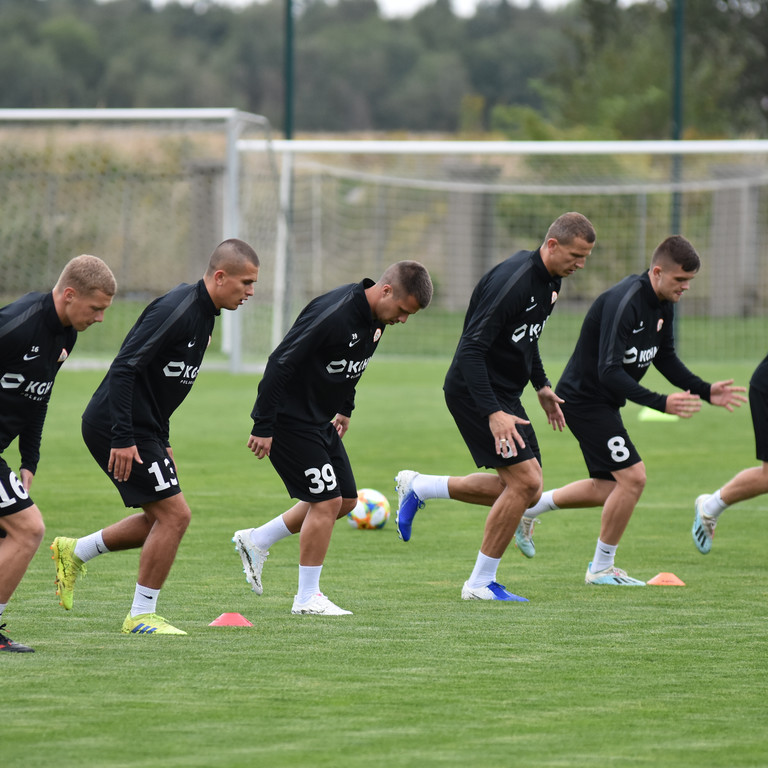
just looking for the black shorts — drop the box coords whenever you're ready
[82,420,183,508]
[268,421,357,502]
[748,375,768,462]
[444,391,541,470]
[562,401,641,479]
[0,457,35,518]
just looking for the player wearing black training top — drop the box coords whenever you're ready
[0,254,116,652]
[50,239,260,636]
[392,212,596,602]
[520,235,746,585]
[232,261,433,616]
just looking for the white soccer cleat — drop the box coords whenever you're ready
[692,495,717,554]
[584,562,645,585]
[291,593,352,615]
[232,529,269,595]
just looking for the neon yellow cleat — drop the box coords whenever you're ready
[50,536,86,610]
[121,613,187,635]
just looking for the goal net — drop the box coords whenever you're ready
[0,108,280,370]
[2,114,766,371]
[243,138,768,366]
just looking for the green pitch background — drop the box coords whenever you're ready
[4,360,768,767]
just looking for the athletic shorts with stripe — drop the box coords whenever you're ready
[268,420,357,502]
[81,420,183,508]
[444,391,541,470]
[561,400,641,480]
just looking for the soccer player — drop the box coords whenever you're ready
[232,261,433,615]
[50,239,260,636]
[516,235,746,584]
[394,212,595,602]
[0,255,116,652]
[692,353,768,554]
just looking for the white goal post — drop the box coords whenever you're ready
[240,136,768,365]
[1,109,767,369]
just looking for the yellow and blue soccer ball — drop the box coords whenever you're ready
[347,488,391,530]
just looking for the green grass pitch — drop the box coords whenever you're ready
[4,360,768,767]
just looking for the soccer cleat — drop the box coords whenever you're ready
[50,536,86,610]
[584,562,645,586]
[291,593,352,615]
[692,495,717,554]
[121,613,187,635]
[0,624,35,653]
[394,469,425,542]
[514,516,539,558]
[461,581,529,602]
[232,529,269,595]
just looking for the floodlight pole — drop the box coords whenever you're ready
[284,0,294,140]
[671,0,684,233]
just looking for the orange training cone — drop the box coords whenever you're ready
[647,572,686,586]
[209,612,253,626]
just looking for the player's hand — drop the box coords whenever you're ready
[664,391,702,419]
[537,387,566,431]
[19,468,34,492]
[332,414,350,438]
[108,445,142,482]
[489,410,529,458]
[710,379,748,412]
[247,434,272,459]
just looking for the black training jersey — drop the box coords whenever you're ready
[251,279,385,435]
[556,271,710,411]
[443,248,560,416]
[0,291,77,473]
[82,279,218,447]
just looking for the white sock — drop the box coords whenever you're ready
[131,584,160,617]
[0,602,7,620]
[467,551,501,589]
[526,489,559,518]
[297,565,323,603]
[412,474,450,500]
[252,515,292,550]
[702,490,728,520]
[591,539,617,572]
[74,530,109,563]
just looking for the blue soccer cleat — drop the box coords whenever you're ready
[461,581,529,601]
[514,515,538,558]
[394,470,425,542]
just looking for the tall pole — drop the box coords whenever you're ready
[284,0,294,140]
[671,0,684,233]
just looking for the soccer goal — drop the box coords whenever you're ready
[0,108,280,371]
[241,137,768,366]
[2,111,767,370]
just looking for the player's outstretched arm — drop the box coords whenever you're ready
[709,379,748,412]
[664,391,702,418]
[536,386,566,432]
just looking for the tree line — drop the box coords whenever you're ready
[0,0,765,138]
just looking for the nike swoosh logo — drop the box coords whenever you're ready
[187,340,196,348]
[23,354,40,361]
[349,339,360,347]
[632,327,644,334]
[139,593,153,600]
[95,543,104,554]
[525,304,537,312]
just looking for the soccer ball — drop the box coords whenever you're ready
[347,488,391,530]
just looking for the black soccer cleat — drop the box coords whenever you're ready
[0,624,35,653]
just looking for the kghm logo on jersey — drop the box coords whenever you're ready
[326,356,372,379]
[162,361,200,385]
[510,319,546,344]
[623,345,659,367]
[0,373,54,401]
